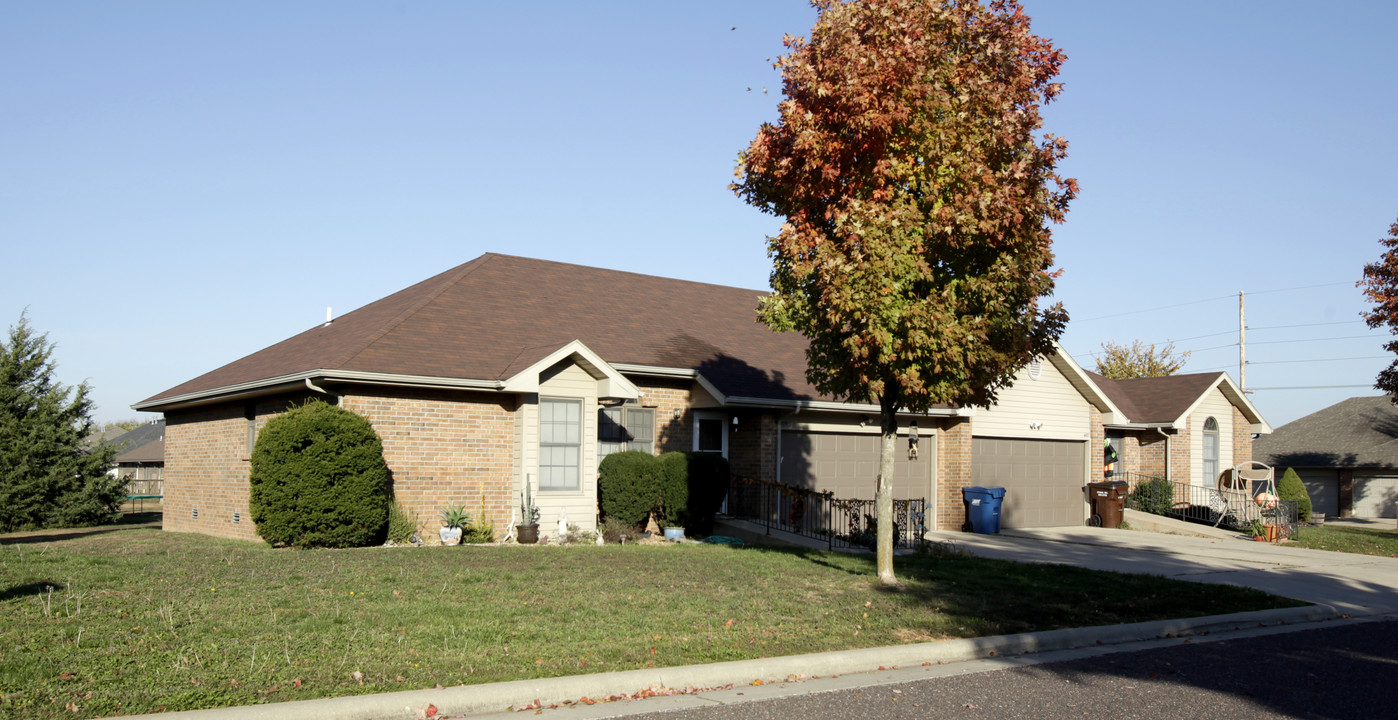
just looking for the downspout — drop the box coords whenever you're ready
[1155,427,1171,483]
[305,378,338,402]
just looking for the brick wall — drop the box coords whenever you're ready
[1137,431,1167,479]
[162,393,313,541]
[728,411,777,480]
[1090,408,1105,481]
[637,379,693,454]
[1231,406,1253,468]
[342,387,516,541]
[934,418,972,530]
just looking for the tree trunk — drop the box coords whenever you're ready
[876,392,898,586]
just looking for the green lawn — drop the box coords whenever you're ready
[1290,523,1398,557]
[1,523,1302,719]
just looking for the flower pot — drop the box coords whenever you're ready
[516,524,539,544]
[663,527,685,542]
[1263,523,1279,543]
[439,526,462,546]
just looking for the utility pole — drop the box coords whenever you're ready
[1239,290,1247,392]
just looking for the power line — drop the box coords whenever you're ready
[1249,320,1366,332]
[1245,335,1378,346]
[1249,384,1376,391]
[1072,281,1355,323]
[1247,356,1389,365]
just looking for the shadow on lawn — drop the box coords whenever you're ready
[0,511,161,546]
[0,580,66,602]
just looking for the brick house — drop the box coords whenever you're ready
[1086,371,1270,491]
[135,253,1268,541]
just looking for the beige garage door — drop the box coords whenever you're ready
[972,437,1086,528]
[780,431,933,501]
[1354,472,1398,518]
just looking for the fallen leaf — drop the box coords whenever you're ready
[424,703,437,718]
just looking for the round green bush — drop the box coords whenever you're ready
[598,450,661,528]
[249,400,390,548]
[1277,466,1313,522]
[658,451,690,526]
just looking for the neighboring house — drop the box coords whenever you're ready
[134,253,1268,541]
[1086,372,1271,494]
[1254,395,1398,519]
[105,421,166,495]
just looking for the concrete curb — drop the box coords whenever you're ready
[118,605,1338,720]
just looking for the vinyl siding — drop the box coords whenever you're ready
[1188,388,1233,486]
[525,362,600,534]
[973,359,1091,441]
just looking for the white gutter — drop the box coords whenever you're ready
[133,370,504,412]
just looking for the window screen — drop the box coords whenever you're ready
[540,398,582,490]
[597,405,655,464]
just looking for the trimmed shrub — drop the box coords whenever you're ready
[1278,467,1313,523]
[249,400,390,548]
[685,452,731,535]
[658,451,690,527]
[1128,477,1173,517]
[598,451,662,528]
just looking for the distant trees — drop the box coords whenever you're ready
[1094,340,1191,379]
[0,312,125,532]
[1359,216,1398,398]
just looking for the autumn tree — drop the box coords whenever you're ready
[1360,216,1398,398]
[0,311,125,532]
[733,0,1073,584]
[1094,340,1191,379]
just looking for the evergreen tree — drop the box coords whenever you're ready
[0,311,124,532]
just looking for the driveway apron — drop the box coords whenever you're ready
[929,526,1398,616]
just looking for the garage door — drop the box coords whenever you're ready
[972,437,1086,528]
[780,431,933,500]
[1354,472,1398,518]
[1297,469,1339,518]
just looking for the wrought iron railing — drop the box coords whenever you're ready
[726,475,927,550]
[1122,473,1299,540]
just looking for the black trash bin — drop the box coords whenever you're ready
[1086,480,1128,528]
[961,486,1006,534]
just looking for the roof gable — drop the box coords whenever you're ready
[1085,371,1270,432]
[140,254,816,408]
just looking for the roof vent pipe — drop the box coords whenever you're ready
[324,307,333,327]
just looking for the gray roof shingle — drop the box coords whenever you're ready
[1254,395,1398,469]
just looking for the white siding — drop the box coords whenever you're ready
[973,359,1091,441]
[519,361,602,534]
[1188,388,1233,486]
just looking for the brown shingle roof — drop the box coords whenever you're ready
[1085,370,1226,424]
[142,254,819,406]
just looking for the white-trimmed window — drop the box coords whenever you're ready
[692,410,728,457]
[598,405,655,463]
[539,398,582,491]
[1202,416,1219,484]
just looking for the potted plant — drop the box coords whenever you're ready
[1249,519,1266,542]
[440,503,468,546]
[516,481,540,544]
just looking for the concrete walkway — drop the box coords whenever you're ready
[933,521,1398,616]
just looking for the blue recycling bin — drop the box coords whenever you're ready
[961,486,1006,534]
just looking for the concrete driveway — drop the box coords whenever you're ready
[928,520,1398,616]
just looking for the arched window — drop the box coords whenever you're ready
[1203,416,1219,484]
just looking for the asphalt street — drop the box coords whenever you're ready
[598,618,1398,720]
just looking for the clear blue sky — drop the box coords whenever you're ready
[4,1,1396,429]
